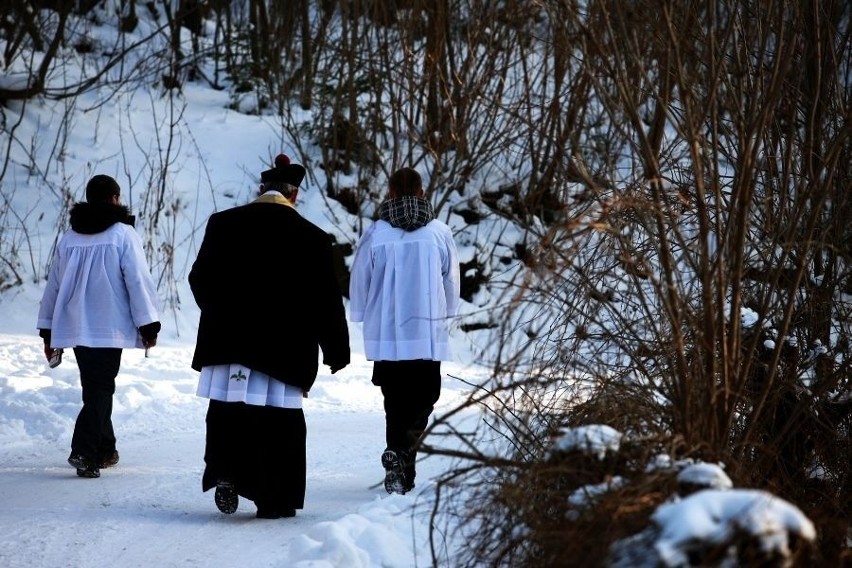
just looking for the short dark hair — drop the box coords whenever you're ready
[389,168,422,197]
[86,175,120,203]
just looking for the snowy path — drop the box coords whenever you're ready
[0,334,480,568]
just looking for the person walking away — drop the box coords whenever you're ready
[349,167,461,494]
[189,153,350,519]
[37,174,161,479]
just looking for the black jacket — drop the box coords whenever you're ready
[189,197,350,392]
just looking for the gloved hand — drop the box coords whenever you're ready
[139,322,161,350]
[39,329,52,358]
[327,353,350,374]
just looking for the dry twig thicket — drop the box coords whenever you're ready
[1,1,849,564]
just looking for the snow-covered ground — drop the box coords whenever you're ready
[0,299,483,567]
[0,10,823,564]
[0,298,819,567]
[0,45,491,565]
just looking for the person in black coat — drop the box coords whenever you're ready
[189,153,350,519]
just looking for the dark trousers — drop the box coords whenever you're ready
[202,400,307,510]
[373,360,442,481]
[71,347,122,461]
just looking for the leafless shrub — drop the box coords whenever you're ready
[1,1,848,563]
[423,1,850,565]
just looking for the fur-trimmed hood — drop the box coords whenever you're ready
[69,202,135,234]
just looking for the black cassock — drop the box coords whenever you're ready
[202,399,307,510]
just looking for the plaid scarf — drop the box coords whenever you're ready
[378,196,435,231]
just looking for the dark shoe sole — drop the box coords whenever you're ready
[215,481,238,514]
[381,450,408,495]
[68,454,87,469]
[69,453,100,478]
[76,467,100,478]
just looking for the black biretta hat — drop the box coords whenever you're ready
[261,154,306,188]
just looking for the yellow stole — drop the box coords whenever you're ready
[254,193,295,208]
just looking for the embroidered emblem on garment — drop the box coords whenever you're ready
[229,370,247,381]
